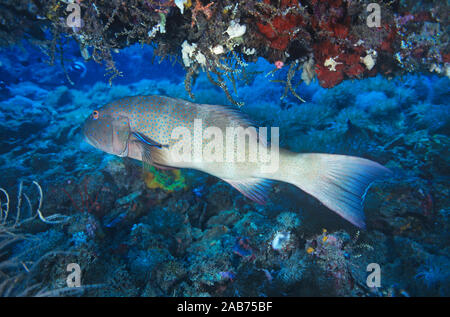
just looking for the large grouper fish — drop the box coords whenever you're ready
[83,95,391,228]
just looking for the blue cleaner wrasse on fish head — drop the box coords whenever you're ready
[83,95,392,228]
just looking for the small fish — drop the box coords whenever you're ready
[68,61,87,79]
[83,95,391,228]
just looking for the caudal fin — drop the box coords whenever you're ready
[283,153,392,228]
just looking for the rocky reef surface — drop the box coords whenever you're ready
[0,39,449,297]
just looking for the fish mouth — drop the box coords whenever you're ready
[83,130,102,149]
[84,134,97,148]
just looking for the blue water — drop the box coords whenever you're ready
[0,39,449,297]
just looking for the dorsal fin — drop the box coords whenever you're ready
[201,103,256,128]
[222,177,272,205]
[200,103,268,147]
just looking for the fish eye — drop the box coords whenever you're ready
[92,110,99,120]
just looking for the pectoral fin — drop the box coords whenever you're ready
[130,132,171,170]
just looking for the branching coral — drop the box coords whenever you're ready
[0,181,92,296]
[268,60,306,102]
[60,176,104,215]
[39,0,179,84]
[1,181,70,226]
[181,36,251,106]
[191,0,215,27]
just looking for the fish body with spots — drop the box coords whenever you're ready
[83,95,391,228]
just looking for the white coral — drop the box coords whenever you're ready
[361,49,377,70]
[225,20,246,39]
[175,0,188,14]
[324,57,341,72]
[181,41,206,67]
[211,45,225,55]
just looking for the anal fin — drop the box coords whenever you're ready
[222,177,272,205]
[152,162,175,170]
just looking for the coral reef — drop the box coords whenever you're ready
[0,0,447,102]
[0,27,449,297]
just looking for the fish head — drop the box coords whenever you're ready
[83,109,131,157]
